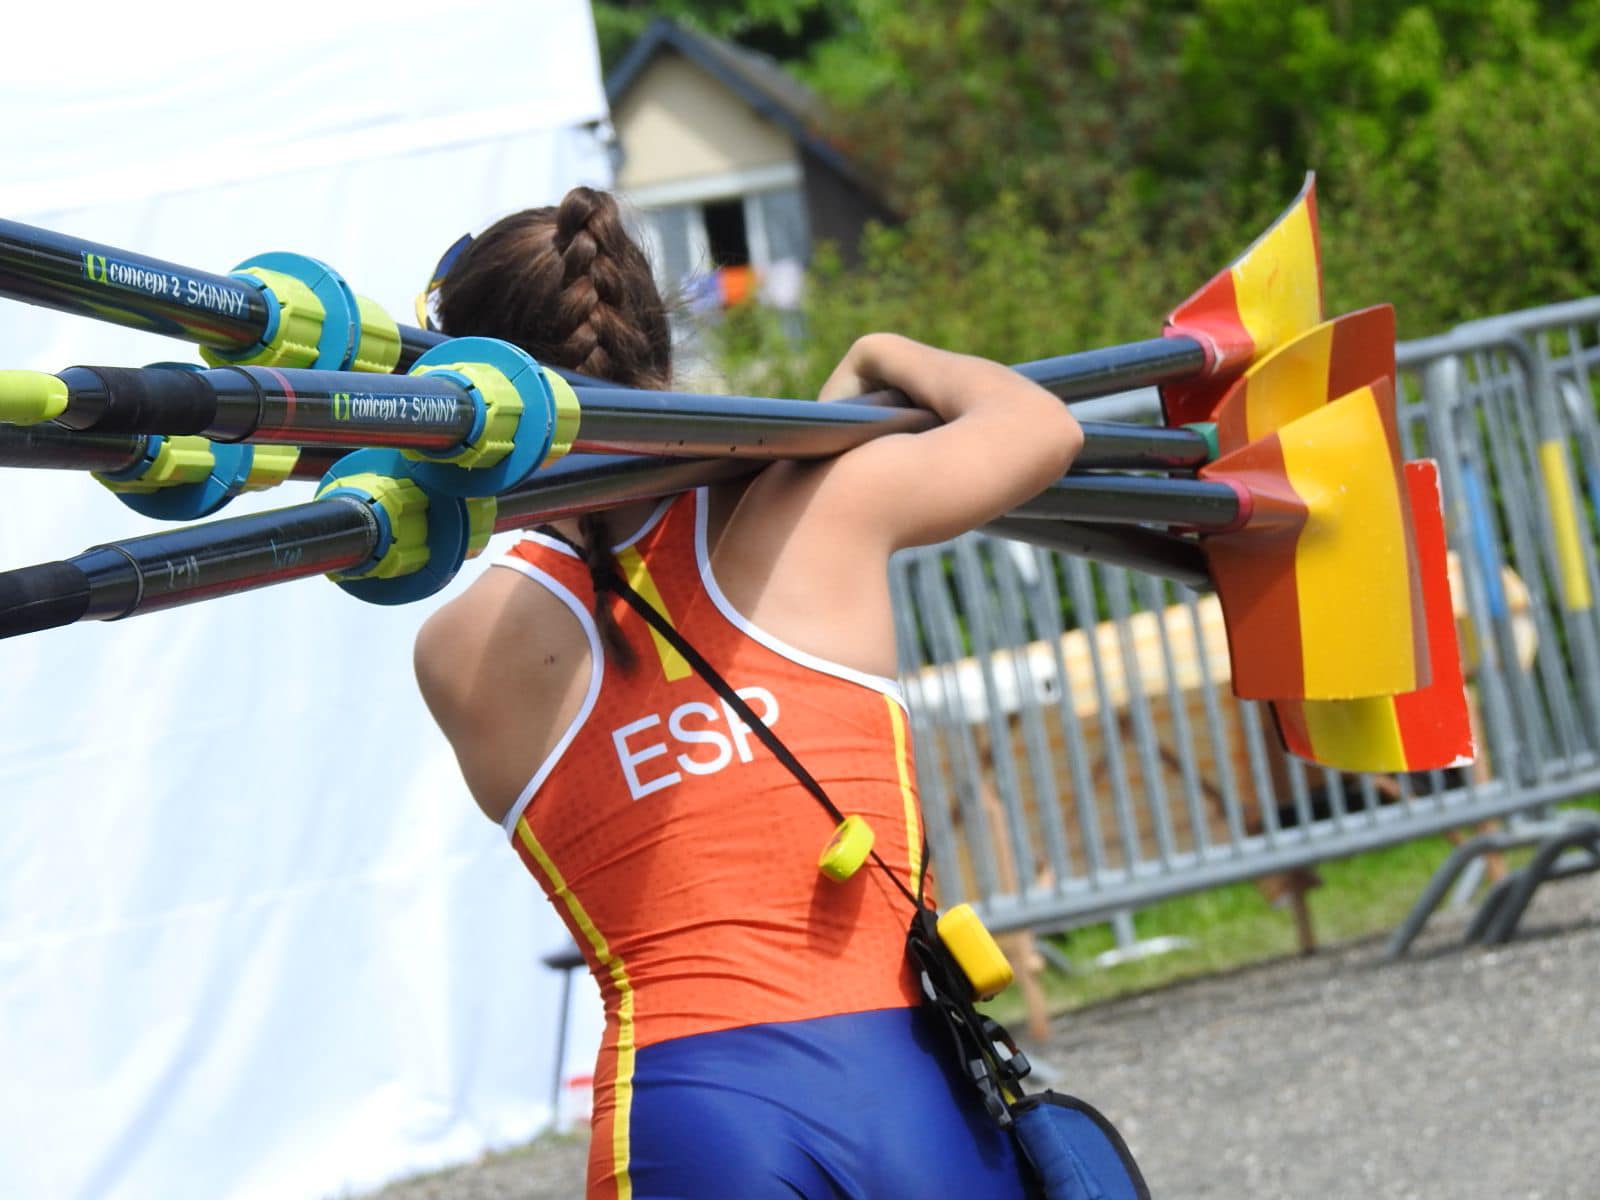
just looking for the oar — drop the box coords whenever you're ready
[0,353,1214,484]
[0,449,1228,642]
[0,175,1321,405]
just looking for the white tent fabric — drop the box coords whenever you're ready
[0,5,610,1198]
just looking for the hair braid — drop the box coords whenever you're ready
[435,186,673,669]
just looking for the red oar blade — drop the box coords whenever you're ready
[1271,460,1475,772]
[1162,174,1324,428]
[1210,305,1396,457]
[1201,377,1426,701]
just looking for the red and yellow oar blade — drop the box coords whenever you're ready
[1161,173,1324,428]
[1201,377,1425,701]
[1271,460,1475,772]
[1211,305,1396,456]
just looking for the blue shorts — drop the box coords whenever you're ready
[623,1005,1033,1199]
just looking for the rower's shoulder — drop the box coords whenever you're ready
[414,561,587,736]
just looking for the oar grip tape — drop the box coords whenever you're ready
[58,366,217,435]
[0,561,92,639]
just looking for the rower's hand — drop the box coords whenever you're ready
[807,332,1084,549]
[817,332,960,405]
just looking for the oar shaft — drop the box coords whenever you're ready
[0,217,449,369]
[1013,474,1241,531]
[493,454,756,530]
[0,218,271,352]
[0,457,1232,638]
[0,423,342,480]
[0,497,379,638]
[984,517,1211,588]
[0,422,145,474]
[49,365,476,450]
[1071,422,1210,470]
[26,364,1215,470]
[570,386,935,457]
[555,389,1211,468]
[1015,337,1208,400]
[496,454,1242,538]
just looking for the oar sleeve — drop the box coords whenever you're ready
[56,366,220,434]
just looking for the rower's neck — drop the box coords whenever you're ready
[550,498,663,554]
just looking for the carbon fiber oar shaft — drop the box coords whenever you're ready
[0,497,379,638]
[1012,473,1241,531]
[985,517,1210,589]
[15,363,1213,470]
[0,457,1236,639]
[0,217,448,369]
[0,423,342,479]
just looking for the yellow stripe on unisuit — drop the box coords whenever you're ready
[516,817,636,1199]
[616,544,693,682]
[886,696,923,892]
[1539,440,1594,612]
[1231,195,1322,364]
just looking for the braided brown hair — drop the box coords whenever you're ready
[436,186,673,668]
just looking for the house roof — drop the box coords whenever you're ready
[605,19,876,197]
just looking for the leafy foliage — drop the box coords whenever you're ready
[616,0,1600,375]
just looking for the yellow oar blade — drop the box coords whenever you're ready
[1272,460,1475,772]
[1211,305,1397,456]
[1161,174,1324,427]
[1201,378,1426,701]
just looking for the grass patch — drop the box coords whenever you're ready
[980,803,1597,1025]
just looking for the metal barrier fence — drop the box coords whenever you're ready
[890,297,1600,936]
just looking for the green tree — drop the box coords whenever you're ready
[593,0,859,70]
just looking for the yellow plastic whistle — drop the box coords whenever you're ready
[818,814,875,882]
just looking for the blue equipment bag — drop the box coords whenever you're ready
[906,909,1151,1198]
[1012,1092,1151,1200]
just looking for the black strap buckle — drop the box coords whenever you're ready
[907,909,1031,1128]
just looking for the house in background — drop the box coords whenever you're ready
[606,19,895,320]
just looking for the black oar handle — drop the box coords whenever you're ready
[0,561,95,638]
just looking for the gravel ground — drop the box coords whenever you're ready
[368,870,1600,1199]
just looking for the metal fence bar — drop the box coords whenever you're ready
[1105,566,1178,871]
[1136,573,1212,859]
[992,544,1076,893]
[1032,555,1111,887]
